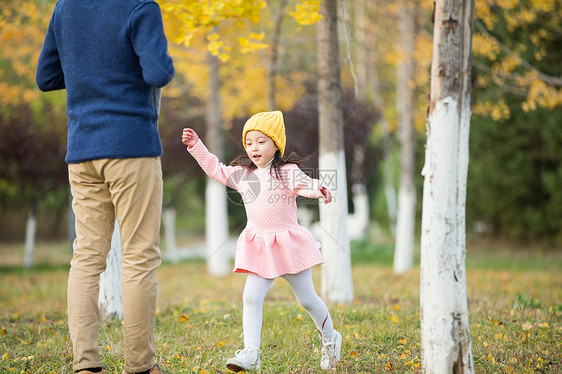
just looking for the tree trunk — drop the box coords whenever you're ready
[393,0,417,274]
[348,148,369,240]
[383,146,398,236]
[420,0,475,372]
[24,202,37,269]
[354,0,368,101]
[163,207,179,264]
[361,0,397,236]
[347,0,369,241]
[205,52,230,276]
[317,0,354,303]
[267,0,288,111]
[99,220,123,321]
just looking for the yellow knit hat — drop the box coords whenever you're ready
[242,110,286,157]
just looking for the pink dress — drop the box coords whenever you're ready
[188,140,325,279]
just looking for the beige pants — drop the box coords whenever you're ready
[68,157,163,373]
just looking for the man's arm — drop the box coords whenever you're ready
[130,1,175,88]
[36,8,65,92]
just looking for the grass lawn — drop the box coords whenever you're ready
[0,239,561,373]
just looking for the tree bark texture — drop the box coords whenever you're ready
[317,0,354,303]
[420,0,475,372]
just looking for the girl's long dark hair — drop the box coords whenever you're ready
[230,150,309,181]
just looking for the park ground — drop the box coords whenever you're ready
[0,239,561,373]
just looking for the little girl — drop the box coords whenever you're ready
[182,111,342,372]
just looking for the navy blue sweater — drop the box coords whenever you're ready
[36,0,175,164]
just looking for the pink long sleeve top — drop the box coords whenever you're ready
[188,140,325,279]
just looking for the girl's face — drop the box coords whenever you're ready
[245,130,278,168]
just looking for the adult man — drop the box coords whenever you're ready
[36,0,174,373]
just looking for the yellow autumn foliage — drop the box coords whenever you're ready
[289,0,323,25]
[472,99,511,121]
[0,1,55,111]
[162,0,266,59]
[472,34,500,61]
[523,79,562,112]
[160,0,326,121]
[471,0,562,118]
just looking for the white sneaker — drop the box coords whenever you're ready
[320,330,342,370]
[226,347,261,372]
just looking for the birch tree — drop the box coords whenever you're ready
[317,0,354,303]
[420,0,475,372]
[393,0,417,274]
[205,52,231,276]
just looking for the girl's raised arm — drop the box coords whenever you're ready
[183,130,240,190]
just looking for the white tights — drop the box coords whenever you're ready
[242,268,335,349]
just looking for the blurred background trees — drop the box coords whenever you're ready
[0,0,560,248]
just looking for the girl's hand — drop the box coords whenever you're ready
[182,128,199,148]
[319,186,332,204]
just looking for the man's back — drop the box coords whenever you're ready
[36,0,175,163]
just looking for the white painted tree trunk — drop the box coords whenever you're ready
[348,145,369,240]
[319,151,353,303]
[205,52,230,276]
[205,179,231,275]
[393,0,417,275]
[317,0,353,303]
[99,220,123,321]
[420,0,474,372]
[24,207,36,269]
[163,208,179,264]
[394,181,415,273]
[383,151,398,236]
[347,182,369,240]
[346,1,369,241]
